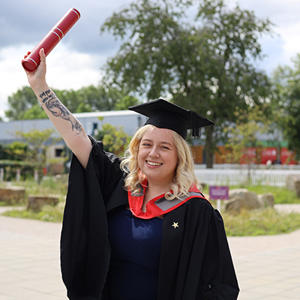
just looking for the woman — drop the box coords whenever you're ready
[25,49,239,300]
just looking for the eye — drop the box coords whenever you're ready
[162,145,170,150]
[141,142,151,147]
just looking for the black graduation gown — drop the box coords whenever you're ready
[60,138,239,300]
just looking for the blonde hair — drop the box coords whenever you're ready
[120,125,198,200]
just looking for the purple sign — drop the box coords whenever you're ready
[209,186,229,200]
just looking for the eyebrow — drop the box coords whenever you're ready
[141,138,173,146]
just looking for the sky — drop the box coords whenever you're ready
[1,0,300,119]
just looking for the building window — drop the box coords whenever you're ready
[92,122,98,135]
[55,148,63,157]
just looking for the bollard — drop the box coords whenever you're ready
[34,169,39,182]
[16,168,21,182]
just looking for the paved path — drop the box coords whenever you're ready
[231,204,300,299]
[275,203,300,214]
[1,208,300,299]
[0,216,64,300]
[229,229,300,300]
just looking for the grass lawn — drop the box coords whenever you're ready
[222,208,300,236]
[14,175,68,198]
[1,176,67,222]
[233,185,300,204]
[2,204,64,223]
[208,184,300,236]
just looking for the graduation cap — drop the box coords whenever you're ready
[129,98,214,139]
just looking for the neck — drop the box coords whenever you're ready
[146,180,172,197]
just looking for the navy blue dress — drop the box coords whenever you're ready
[107,207,163,300]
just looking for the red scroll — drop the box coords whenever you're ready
[22,8,80,72]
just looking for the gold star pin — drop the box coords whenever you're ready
[172,222,179,229]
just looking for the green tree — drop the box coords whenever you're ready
[76,85,120,111]
[15,129,61,181]
[272,55,300,159]
[115,95,139,110]
[101,0,272,167]
[53,89,82,113]
[5,86,37,120]
[95,118,131,156]
[5,141,29,161]
[5,84,136,121]
[0,144,7,159]
[224,105,271,182]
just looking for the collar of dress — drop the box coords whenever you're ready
[128,180,206,219]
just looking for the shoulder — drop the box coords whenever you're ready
[187,197,226,230]
[168,194,214,223]
[85,136,123,186]
[187,194,213,211]
[88,135,121,164]
[188,197,224,220]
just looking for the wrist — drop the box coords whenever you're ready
[32,83,50,97]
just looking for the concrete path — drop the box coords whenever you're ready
[275,203,300,214]
[229,229,300,300]
[0,216,65,299]
[1,209,300,299]
[231,203,300,299]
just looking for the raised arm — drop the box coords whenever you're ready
[24,48,92,168]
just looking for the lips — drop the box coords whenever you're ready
[146,160,163,167]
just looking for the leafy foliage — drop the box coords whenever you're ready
[115,95,139,110]
[101,0,273,167]
[3,141,28,161]
[223,208,300,236]
[15,129,61,180]
[5,87,37,120]
[95,118,131,156]
[272,54,300,159]
[5,85,138,121]
[224,105,271,164]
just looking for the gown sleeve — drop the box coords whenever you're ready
[60,136,123,299]
[197,208,239,299]
[87,135,123,201]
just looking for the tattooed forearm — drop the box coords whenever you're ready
[39,89,83,134]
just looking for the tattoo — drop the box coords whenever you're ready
[39,89,52,103]
[39,89,82,134]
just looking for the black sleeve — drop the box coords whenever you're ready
[86,135,123,203]
[198,209,239,299]
[60,136,124,299]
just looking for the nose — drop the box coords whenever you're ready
[149,146,159,158]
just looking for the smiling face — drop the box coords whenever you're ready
[137,126,178,188]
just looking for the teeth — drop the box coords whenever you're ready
[147,161,161,166]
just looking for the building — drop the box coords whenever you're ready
[0,110,146,160]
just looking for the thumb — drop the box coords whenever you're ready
[39,48,46,63]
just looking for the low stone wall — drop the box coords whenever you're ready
[27,195,59,212]
[0,187,26,205]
